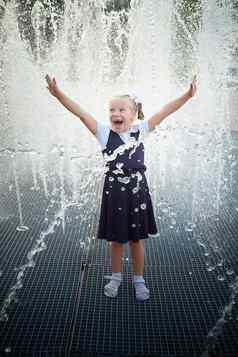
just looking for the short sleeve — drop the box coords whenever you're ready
[96,121,110,150]
[138,120,149,133]
[131,120,153,134]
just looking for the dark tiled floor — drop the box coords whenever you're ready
[0,198,238,357]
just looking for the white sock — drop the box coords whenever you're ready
[133,275,145,284]
[104,272,122,298]
[111,272,122,286]
[133,275,150,301]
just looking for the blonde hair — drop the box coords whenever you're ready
[112,94,145,120]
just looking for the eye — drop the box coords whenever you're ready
[120,108,125,112]
[110,108,115,112]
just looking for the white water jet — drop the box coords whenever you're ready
[12,154,29,232]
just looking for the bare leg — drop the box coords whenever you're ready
[110,241,124,272]
[129,240,144,275]
[104,242,124,298]
[129,240,149,301]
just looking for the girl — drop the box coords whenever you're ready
[45,74,197,301]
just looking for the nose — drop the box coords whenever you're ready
[111,113,121,118]
[112,110,120,115]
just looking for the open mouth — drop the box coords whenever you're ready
[113,120,123,125]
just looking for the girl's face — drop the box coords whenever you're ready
[108,98,136,133]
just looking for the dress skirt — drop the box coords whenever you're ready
[97,169,158,244]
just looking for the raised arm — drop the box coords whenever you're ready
[45,74,97,135]
[148,77,197,130]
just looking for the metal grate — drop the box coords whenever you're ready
[0,195,238,356]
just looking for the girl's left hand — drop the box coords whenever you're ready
[188,75,197,98]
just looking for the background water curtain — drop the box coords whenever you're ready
[0,0,237,226]
[0,0,237,291]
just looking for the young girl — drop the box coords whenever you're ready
[45,74,197,301]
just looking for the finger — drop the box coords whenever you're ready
[45,76,51,84]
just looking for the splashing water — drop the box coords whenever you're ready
[0,199,89,322]
[200,277,238,357]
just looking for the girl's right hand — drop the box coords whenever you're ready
[45,74,60,97]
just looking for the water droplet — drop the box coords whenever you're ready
[16,225,29,232]
[105,191,109,195]
[197,240,206,249]
[118,207,122,211]
[134,208,139,212]
[185,227,193,232]
[132,187,139,194]
[5,347,11,353]
[226,269,234,276]
[56,217,61,226]
[140,203,147,210]
[121,187,125,191]
[207,265,216,272]
[185,222,196,232]
[118,176,130,184]
[213,245,220,252]
[132,224,136,228]
[217,275,225,281]
[109,176,114,182]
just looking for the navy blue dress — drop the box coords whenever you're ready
[96,128,158,244]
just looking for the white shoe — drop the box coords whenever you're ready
[134,283,150,301]
[104,275,122,298]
